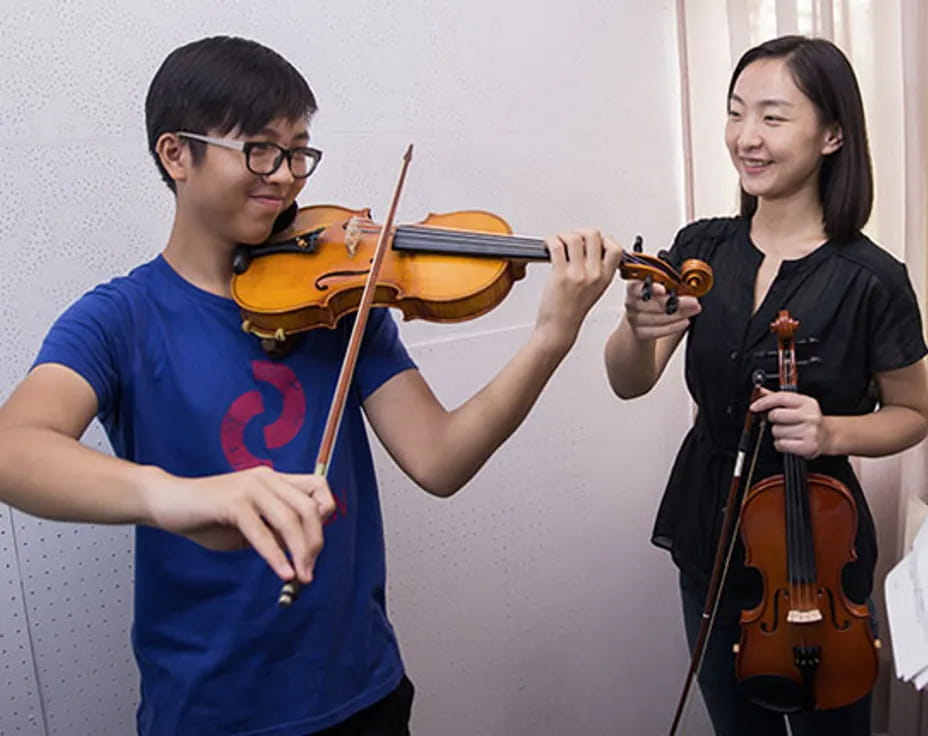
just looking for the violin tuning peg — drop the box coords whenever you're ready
[641,275,653,302]
[665,292,679,315]
[796,357,822,368]
[633,235,643,253]
[657,249,671,262]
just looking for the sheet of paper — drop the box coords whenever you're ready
[915,664,928,690]
[912,516,928,641]
[885,553,928,683]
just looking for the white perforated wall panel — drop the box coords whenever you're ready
[0,506,45,736]
[380,314,705,734]
[12,511,136,735]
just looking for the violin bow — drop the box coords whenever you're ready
[667,373,768,734]
[278,144,415,608]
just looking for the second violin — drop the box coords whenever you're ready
[735,310,879,712]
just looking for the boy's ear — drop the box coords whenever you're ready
[156,133,189,184]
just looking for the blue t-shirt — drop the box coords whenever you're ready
[34,255,417,735]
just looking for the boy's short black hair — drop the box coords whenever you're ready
[145,36,318,192]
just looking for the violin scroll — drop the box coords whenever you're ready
[618,236,714,315]
[678,259,715,296]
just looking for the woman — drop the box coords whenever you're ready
[605,35,928,735]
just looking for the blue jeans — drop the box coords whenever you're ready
[679,574,873,736]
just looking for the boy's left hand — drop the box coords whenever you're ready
[536,229,623,353]
[750,388,831,459]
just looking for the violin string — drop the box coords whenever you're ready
[792,454,807,619]
[398,224,545,247]
[396,229,548,257]
[350,220,686,281]
[786,451,797,615]
[783,364,799,618]
[789,452,798,609]
[786,340,813,642]
[350,220,544,253]
[797,468,818,610]
[797,456,810,646]
[790,426,807,615]
[786,452,801,645]
[790,341,814,617]
[783,454,802,609]
[799,457,811,612]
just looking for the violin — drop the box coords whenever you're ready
[230,204,714,343]
[734,310,879,712]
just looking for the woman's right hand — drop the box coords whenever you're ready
[142,465,336,584]
[624,279,702,341]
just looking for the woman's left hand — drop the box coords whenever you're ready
[749,388,831,459]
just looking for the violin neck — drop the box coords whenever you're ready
[392,226,549,261]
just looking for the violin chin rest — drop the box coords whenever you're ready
[272,202,298,235]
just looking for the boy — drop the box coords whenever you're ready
[0,36,622,735]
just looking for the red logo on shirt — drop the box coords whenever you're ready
[220,361,306,470]
[219,361,347,523]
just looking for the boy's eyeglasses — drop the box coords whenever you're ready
[176,131,323,179]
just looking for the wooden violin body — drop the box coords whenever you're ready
[231,204,715,342]
[735,310,878,712]
[737,471,878,711]
[232,204,531,340]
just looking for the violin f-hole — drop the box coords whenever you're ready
[314,260,375,291]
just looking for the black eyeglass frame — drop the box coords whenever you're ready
[175,131,323,179]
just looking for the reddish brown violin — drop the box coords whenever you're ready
[735,310,879,711]
[669,310,878,734]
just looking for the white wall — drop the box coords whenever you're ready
[0,2,707,733]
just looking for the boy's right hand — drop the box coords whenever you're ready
[144,466,335,583]
[624,279,701,340]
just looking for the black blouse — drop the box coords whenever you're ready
[652,216,928,605]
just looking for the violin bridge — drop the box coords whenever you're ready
[786,608,823,624]
[345,217,362,257]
